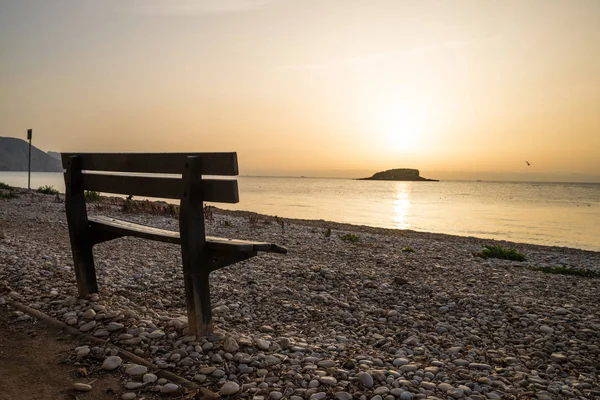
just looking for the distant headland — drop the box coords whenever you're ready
[358,168,439,182]
[0,137,63,172]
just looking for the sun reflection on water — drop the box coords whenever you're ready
[393,183,411,229]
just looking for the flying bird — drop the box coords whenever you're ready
[525,161,531,166]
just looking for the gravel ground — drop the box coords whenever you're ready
[1,190,599,400]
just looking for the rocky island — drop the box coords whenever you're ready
[359,168,439,181]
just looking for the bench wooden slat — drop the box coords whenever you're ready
[79,174,239,203]
[61,153,238,175]
[88,216,287,254]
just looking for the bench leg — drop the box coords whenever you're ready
[70,240,98,297]
[183,270,213,337]
[65,155,98,298]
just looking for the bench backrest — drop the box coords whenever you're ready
[61,153,239,203]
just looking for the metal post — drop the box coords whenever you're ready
[27,129,32,191]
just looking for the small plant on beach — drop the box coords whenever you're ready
[167,203,179,217]
[0,190,18,200]
[275,216,285,234]
[248,212,259,229]
[402,245,415,253]
[340,233,360,243]
[222,220,232,228]
[0,182,12,190]
[478,245,526,261]
[324,228,332,237]
[204,205,215,223]
[37,185,59,195]
[84,190,101,202]
[531,266,600,278]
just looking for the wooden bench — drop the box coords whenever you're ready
[61,152,286,337]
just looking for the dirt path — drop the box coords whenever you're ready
[0,307,124,400]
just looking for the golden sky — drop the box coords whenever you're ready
[1,0,599,181]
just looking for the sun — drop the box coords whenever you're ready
[381,107,427,153]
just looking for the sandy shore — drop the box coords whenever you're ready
[1,190,599,399]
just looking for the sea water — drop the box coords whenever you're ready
[2,172,598,251]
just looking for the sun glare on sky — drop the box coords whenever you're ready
[378,104,429,154]
[1,0,600,181]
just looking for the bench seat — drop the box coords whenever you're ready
[88,215,287,254]
[62,152,287,337]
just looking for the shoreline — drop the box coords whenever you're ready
[1,179,598,252]
[4,183,598,254]
[1,190,600,399]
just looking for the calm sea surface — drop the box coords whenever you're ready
[2,172,599,251]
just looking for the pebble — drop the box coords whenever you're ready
[357,372,374,388]
[125,364,148,376]
[224,336,239,352]
[270,391,283,400]
[125,382,143,390]
[148,329,165,339]
[107,322,125,331]
[212,305,229,314]
[220,381,240,395]
[101,356,122,370]
[399,392,413,400]
[82,309,96,319]
[319,376,337,385]
[334,392,353,400]
[79,321,96,332]
[469,363,492,370]
[254,338,270,350]
[160,383,179,394]
[143,373,158,383]
[72,383,92,392]
[540,325,554,334]
[121,393,136,400]
[393,358,409,366]
[447,388,465,398]
[373,386,389,395]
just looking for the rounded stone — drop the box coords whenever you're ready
[220,382,240,396]
[334,392,353,400]
[73,383,92,392]
[393,358,409,367]
[540,325,554,334]
[357,372,374,388]
[374,386,389,395]
[125,364,148,376]
[121,393,136,400]
[143,373,158,383]
[160,383,179,394]
[270,391,283,400]
[223,336,239,353]
[80,320,96,332]
[125,382,143,390]
[399,392,413,400]
[447,388,465,398]
[320,376,337,386]
[254,338,270,350]
[101,356,123,370]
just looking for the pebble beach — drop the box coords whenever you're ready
[1,190,599,400]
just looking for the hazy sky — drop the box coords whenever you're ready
[1,0,599,181]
